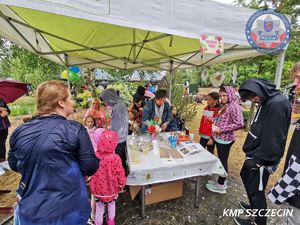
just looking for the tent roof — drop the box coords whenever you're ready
[0,0,262,71]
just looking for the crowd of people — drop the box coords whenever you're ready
[1,62,299,225]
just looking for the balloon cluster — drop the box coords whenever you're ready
[61,66,80,82]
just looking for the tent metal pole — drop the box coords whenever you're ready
[133,31,150,63]
[136,50,198,64]
[133,28,136,60]
[173,52,199,71]
[169,60,174,102]
[137,45,199,67]
[40,33,169,55]
[274,49,286,89]
[198,44,238,67]
[80,57,122,70]
[42,43,133,55]
[4,14,169,70]
[36,29,65,65]
[64,54,71,90]
[0,14,38,53]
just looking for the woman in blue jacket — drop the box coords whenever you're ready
[8,80,99,225]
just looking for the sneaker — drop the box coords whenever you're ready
[207,180,228,189]
[0,167,5,176]
[86,217,94,225]
[234,217,256,225]
[205,181,226,194]
[0,161,11,170]
[239,201,252,213]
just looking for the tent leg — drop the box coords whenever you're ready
[169,60,174,102]
[64,54,71,90]
[274,49,286,89]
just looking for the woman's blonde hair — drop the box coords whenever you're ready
[36,80,69,115]
[91,99,101,109]
[289,61,300,79]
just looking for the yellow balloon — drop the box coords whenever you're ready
[61,70,68,79]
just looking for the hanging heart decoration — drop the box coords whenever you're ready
[210,72,225,87]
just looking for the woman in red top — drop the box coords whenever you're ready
[199,92,220,154]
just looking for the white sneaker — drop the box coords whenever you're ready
[0,167,5,176]
[207,180,228,189]
[0,161,11,170]
[206,181,226,194]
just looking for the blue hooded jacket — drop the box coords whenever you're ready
[8,115,99,225]
[141,98,172,133]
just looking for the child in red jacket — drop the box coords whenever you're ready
[199,92,220,154]
[90,130,126,225]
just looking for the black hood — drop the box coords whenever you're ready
[239,78,280,104]
[136,86,146,96]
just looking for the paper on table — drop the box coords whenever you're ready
[202,110,214,118]
[177,142,204,156]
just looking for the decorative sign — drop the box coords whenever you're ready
[210,72,225,87]
[232,65,238,84]
[199,35,224,55]
[245,9,291,54]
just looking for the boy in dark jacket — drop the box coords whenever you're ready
[235,78,291,225]
[141,89,172,133]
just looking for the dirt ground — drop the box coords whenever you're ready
[0,90,295,210]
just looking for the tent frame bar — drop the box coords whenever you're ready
[274,49,286,88]
[133,31,150,63]
[173,51,199,71]
[136,45,199,67]
[0,9,257,72]
[0,11,171,70]
[198,44,238,67]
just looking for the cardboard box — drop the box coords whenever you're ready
[129,180,183,205]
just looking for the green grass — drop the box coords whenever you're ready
[8,96,36,116]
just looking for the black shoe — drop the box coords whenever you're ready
[239,201,252,212]
[234,217,256,225]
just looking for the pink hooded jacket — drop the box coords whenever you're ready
[213,86,244,142]
[90,130,126,202]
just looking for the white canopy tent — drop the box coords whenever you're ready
[0,0,263,69]
[0,0,286,89]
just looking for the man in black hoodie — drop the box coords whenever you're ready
[234,78,291,225]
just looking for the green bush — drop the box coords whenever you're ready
[76,90,92,108]
[242,110,251,128]
[171,85,198,122]
[8,96,36,116]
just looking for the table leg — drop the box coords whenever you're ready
[194,176,200,208]
[141,185,146,218]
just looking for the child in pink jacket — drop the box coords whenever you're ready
[90,130,126,225]
[206,86,244,194]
